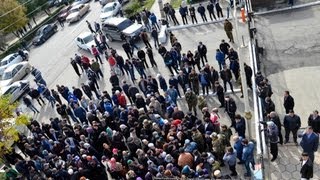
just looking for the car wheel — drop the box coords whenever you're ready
[107,34,113,42]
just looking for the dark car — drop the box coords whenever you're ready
[58,6,72,21]
[32,24,58,46]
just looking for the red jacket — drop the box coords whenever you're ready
[117,93,126,107]
[81,56,90,65]
[91,47,99,56]
[108,56,116,66]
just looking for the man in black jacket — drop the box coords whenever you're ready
[197,42,208,63]
[197,4,207,22]
[122,41,132,59]
[225,96,237,127]
[214,81,225,108]
[308,110,320,134]
[28,88,45,106]
[219,39,230,55]
[300,153,313,180]
[146,47,157,67]
[137,49,149,68]
[207,1,217,21]
[283,91,295,114]
[189,5,198,24]
[220,65,234,93]
[283,110,301,144]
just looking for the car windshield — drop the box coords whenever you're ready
[2,72,12,80]
[102,6,114,12]
[0,60,8,66]
[118,19,133,31]
[83,35,93,44]
[69,8,79,13]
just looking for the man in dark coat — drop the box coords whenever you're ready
[146,47,157,67]
[207,1,216,21]
[70,58,81,77]
[197,3,207,22]
[179,5,188,25]
[197,42,208,63]
[300,153,313,180]
[81,83,93,100]
[189,5,198,24]
[150,27,159,48]
[225,96,237,127]
[244,63,253,88]
[122,41,132,59]
[214,81,225,108]
[283,110,301,144]
[235,114,246,138]
[220,65,234,93]
[137,49,149,68]
[220,39,230,55]
[72,86,83,100]
[269,111,283,145]
[300,126,319,162]
[308,110,320,134]
[283,91,295,114]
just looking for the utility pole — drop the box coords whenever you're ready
[158,0,165,19]
[231,0,252,139]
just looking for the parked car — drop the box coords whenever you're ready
[102,17,143,41]
[100,2,121,22]
[58,5,72,21]
[0,80,30,103]
[32,24,58,46]
[0,50,29,76]
[72,0,90,6]
[66,3,90,23]
[0,62,31,87]
[75,32,97,51]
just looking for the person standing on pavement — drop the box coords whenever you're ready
[169,7,180,26]
[283,90,295,114]
[94,22,100,33]
[168,74,181,98]
[197,4,208,22]
[224,19,234,43]
[86,20,95,34]
[157,74,168,92]
[122,41,132,59]
[197,42,208,64]
[179,5,188,25]
[81,83,93,100]
[129,37,139,53]
[75,54,84,72]
[99,31,110,49]
[220,65,234,93]
[189,69,200,95]
[215,81,225,107]
[199,69,210,95]
[185,88,198,116]
[151,28,159,49]
[70,58,81,77]
[23,96,40,113]
[137,49,149,69]
[299,126,319,162]
[300,153,313,180]
[225,96,237,127]
[149,13,159,30]
[266,121,279,161]
[57,17,64,27]
[91,45,102,64]
[244,63,253,88]
[284,110,301,145]
[140,30,152,49]
[215,49,225,71]
[268,111,283,145]
[215,0,224,18]
[207,1,217,21]
[91,59,104,79]
[114,54,125,75]
[308,110,320,134]
[146,47,157,67]
[189,5,198,24]
[235,114,246,138]
[223,147,238,177]
[242,139,255,177]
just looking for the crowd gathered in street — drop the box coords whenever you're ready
[2,0,317,180]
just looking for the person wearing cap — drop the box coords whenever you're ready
[300,126,319,162]
[266,121,279,161]
[300,152,313,180]
[283,110,301,145]
[214,81,225,107]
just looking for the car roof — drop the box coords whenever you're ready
[38,24,49,32]
[103,17,127,26]
[4,62,28,72]
[0,80,28,95]
[71,4,84,9]
[104,2,118,7]
[77,32,93,39]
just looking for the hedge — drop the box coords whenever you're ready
[123,0,155,17]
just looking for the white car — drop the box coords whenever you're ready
[100,2,121,22]
[0,50,29,76]
[100,0,128,6]
[75,32,97,51]
[66,4,90,23]
[72,0,90,6]
[0,62,31,87]
[0,80,30,103]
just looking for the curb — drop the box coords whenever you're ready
[167,18,228,31]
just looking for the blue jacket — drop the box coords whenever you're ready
[74,107,86,120]
[235,118,246,138]
[179,7,187,16]
[185,142,197,153]
[223,151,237,166]
[233,137,244,159]
[216,51,225,63]
[159,77,168,91]
[242,142,255,162]
[149,14,157,24]
[300,132,319,153]
[167,88,178,104]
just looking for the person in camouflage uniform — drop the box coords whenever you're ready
[189,69,200,95]
[211,133,227,166]
[198,95,207,111]
[185,88,198,115]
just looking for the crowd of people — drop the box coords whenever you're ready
[3,0,316,180]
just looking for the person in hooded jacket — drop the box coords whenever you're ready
[266,121,279,161]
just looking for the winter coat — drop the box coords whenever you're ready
[242,142,254,162]
[216,51,225,64]
[220,69,232,81]
[235,118,246,138]
[308,114,320,133]
[158,77,168,91]
[267,123,279,143]
[283,114,301,130]
[300,132,319,153]
[185,91,198,107]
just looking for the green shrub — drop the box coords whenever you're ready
[123,0,155,17]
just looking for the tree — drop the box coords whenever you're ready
[0,94,29,162]
[0,0,28,34]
